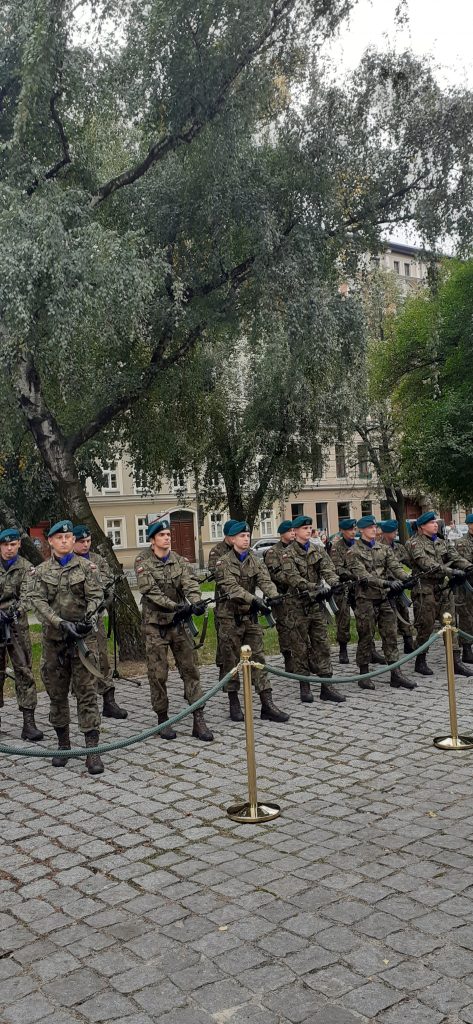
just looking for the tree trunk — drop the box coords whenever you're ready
[385,487,407,543]
[0,497,44,565]
[12,353,144,658]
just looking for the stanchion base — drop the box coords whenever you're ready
[226,801,281,823]
[434,735,473,750]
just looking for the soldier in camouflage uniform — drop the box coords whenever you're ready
[214,521,289,723]
[263,519,295,673]
[31,520,105,774]
[455,514,473,665]
[406,510,473,676]
[279,515,345,703]
[207,519,236,679]
[0,528,43,741]
[330,517,357,664]
[135,518,213,741]
[379,520,416,653]
[73,525,127,719]
[347,515,416,691]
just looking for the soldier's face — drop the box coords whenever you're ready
[233,531,250,553]
[151,530,172,555]
[420,520,438,537]
[295,525,312,544]
[49,532,75,555]
[360,525,377,542]
[281,529,295,543]
[74,537,92,555]
[341,528,356,541]
[0,539,20,560]
[468,525,473,536]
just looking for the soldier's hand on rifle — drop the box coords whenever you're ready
[60,620,85,639]
[250,597,268,614]
[191,600,207,617]
[446,568,467,581]
[0,609,10,623]
[74,620,93,636]
[387,580,405,595]
[267,595,284,608]
[172,602,189,623]
[403,576,414,588]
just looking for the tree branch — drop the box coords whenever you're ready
[26,89,71,196]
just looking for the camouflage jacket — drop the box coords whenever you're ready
[263,540,293,593]
[214,548,277,619]
[31,554,104,640]
[456,532,473,563]
[207,539,233,605]
[280,541,339,605]
[0,555,36,627]
[346,540,405,601]
[406,533,471,589]
[380,539,412,575]
[330,537,356,581]
[135,549,201,626]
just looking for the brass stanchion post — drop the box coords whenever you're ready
[434,613,473,750]
[227,645,280,823]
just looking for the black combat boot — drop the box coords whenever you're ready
[454,652,473,678]
[157,711,177,740]
[358,664,375,690]
[415,653,434,676]
[300,681,314,703]
[260,690,290,722]
[390,668,417,690]
[463,644,473,664]
[370,649,386,665]
[320,681,346,703]
[192,709,214,741]
[228,691,244,721]
[20,708,44,741]
[403,636,415,654]
[84,730,104,775]
[339,644,349,664]
[102,687,128,719]
[52,726,71,767]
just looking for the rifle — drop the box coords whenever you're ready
[172,597,214,648]
[0,601,20,647]
[299,583,339,619]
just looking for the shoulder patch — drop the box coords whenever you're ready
[136,566,144,574]
[29,566,36,575]
[89,562,97,570]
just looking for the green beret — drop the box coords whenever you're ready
[223,519,238,537]
[339,518,356,531]
[0,528,20,543]
[147,518,171,540]
[277,520,294,534]
[292,515,312,528]
[73,525,91,540]
[227,520,250,537]
[465,514,473,525]
[416,511,437,527]
[357,515,377,529]
[380,520,398,534]
[48,520,73,538]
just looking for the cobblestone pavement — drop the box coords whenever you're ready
[3,638,473,1024]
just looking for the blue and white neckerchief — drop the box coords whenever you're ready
[2,556,18,570]
[57,553,75,567]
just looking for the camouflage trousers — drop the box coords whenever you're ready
[217,615,271,693]
[96,615,113,697]
[0,620,37,711]
[395,599,414,639]
[455,592,473,643]
[335,595,351,646]
[273,607,294,674]
[413,586,459,651]
[355,597,399,667]
[293,610,332,678]
[41,635,100,732]
[144,622,203,715]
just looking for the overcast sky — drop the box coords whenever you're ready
[325,0,473,88]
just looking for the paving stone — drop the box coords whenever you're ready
[74,989,138,1021]
[133,980,188,1015]
[302,1007,363,1024]
[421,977,473,1013]
[341,980,402,1016]
[43,967,106,1007]
[375,999,445,1024]
[2,993,55,1024]
[262,980,322,1022]
[379,959,440,991]
[193,977,252,1011]
[0,973,37,1004]
[305,964,365,998]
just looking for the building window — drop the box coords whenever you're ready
[335,444,346,478]
[105,518,125,548]
[102,463,119,493]
[361,500,372,517]
[136,517,148,546]
[206,472,221,488]
[393,260,400,273]
[315,502,328,532]
[357,444,371,479]
[291,503,304,519]
[209,512,224,541]
[337,501,351,520]
[311,443,324,480]
[260,510,274,537]
[171,471,186,491]
[404,263,410,277]
[380,500,391,521]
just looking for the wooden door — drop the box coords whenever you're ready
[170,513,196,562]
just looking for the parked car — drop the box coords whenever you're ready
[447,524,468,542]
[251,536,279,559]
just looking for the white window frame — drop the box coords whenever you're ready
[104,517,126,549]
[101,462,121,494]
[209,512,224,541]
[260,510,274,537]
[135,516,148,547]
[171,470,186,492]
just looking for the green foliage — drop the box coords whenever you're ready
[373,260,473,505]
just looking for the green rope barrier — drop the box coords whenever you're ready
[0,668,238,759]
[458,628,473,644]
[264,633,441,686]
